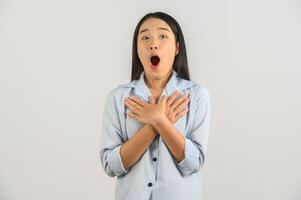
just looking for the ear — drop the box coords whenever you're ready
[175,41,179,55]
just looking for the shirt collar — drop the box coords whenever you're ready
[134,69,179,102]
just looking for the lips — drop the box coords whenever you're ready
[150,54,160,66]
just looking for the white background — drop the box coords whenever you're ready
[0,0,300,199]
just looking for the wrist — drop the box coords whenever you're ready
[152,114,169,127]
[145,124,158,136]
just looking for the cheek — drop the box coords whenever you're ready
[137,50,149,64]
[162,42,176,54]
[163,47,177,62]
[137,47,145,59]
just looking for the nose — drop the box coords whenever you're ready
[149,41,159,51]
[149,45,158,50]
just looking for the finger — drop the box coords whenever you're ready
[159,95,167,104]
[124,99,141,113]
[184,90,189,98]
[174,107,189,121]
[174,98,190,113]
[128,96,145,107]
[166,90,180,107]
[170,92,189,110]
[125,97,144,109]
[127,111,135,119]
[127,111,140,119]
[128,111,143,123]
[149,95,156,104]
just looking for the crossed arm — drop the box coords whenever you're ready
[120,92,188,171]
[120,124,158,171]
[120,118,186,171]
[100,86,210,177]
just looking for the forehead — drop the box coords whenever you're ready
[138,18,171,34]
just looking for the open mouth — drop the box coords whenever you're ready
[150,55,160,66]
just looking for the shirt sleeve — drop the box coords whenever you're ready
[99,89,128,177]
[175,85,211,176]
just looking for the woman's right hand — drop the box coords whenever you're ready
[165,90,190,124]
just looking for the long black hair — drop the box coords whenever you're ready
[131,12,190,81]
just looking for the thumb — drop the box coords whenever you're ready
[159,95,167,104]
[149,95,155,104]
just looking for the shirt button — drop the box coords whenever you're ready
[148,182,153,187]
[152,157,157,162]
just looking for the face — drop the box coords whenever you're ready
[137,17,179,80]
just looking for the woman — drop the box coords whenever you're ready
[99,12,211,200]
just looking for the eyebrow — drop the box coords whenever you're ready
[139,27,170,34]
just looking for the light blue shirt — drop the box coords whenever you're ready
[99,69,211,200]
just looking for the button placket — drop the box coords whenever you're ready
[148,135,159,190]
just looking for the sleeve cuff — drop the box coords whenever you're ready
[175,137,202,176]
[107,144,129,176]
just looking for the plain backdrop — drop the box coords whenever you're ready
[0,0,300,200]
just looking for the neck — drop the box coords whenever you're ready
[144,70,173,91]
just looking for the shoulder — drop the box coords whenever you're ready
[192,84,210,106]
[193,83,210,101]
[178,79,210,105]
[177,77,210,98]
[105,81,136,99]
[194,84,210,98]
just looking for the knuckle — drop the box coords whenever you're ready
[174,100,180,106]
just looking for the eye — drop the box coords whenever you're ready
[141,36,149,40]
[160,35,168,39]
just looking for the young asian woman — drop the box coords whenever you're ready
[99,11,211,200]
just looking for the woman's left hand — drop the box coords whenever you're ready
[124,95,167,126]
